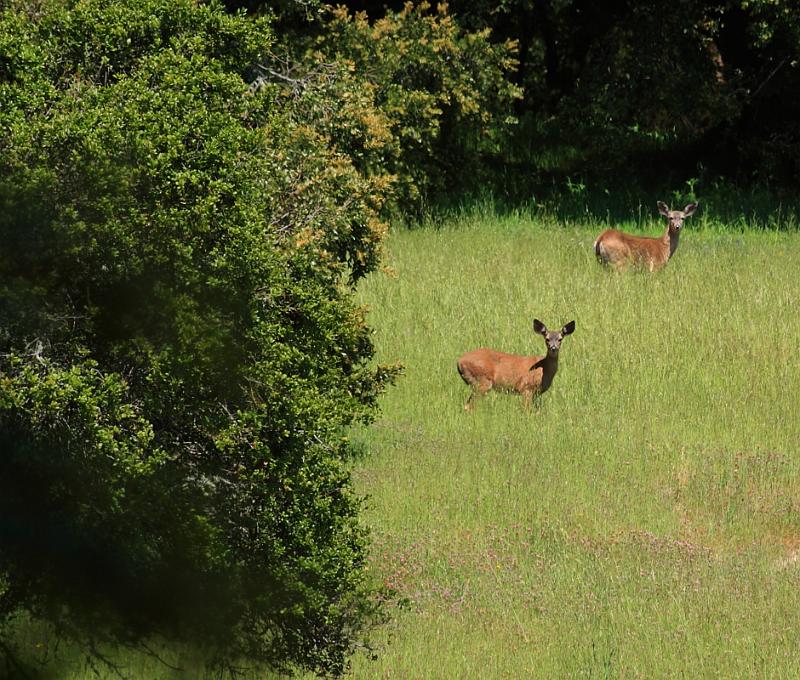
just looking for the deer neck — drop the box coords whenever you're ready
[536,352,559,388]
[664,227,680,258]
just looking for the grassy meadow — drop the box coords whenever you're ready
[348,207,800,678]
[14,205,800,679]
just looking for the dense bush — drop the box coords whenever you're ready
[269,1,522,213]
[0,0,394,675]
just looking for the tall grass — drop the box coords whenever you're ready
[349,208,800,678]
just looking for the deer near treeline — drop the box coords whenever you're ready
[457,319,575,411]
[594,201,698,271]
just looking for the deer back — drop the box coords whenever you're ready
[594,229,670,270]
[457,349,543,393]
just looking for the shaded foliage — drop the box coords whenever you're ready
[259,2,521,214]
[311,3,521,210]
[247,0,800,194]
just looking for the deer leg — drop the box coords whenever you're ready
[464,379,491,411]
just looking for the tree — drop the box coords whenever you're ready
[0,0,394,675]
[239,2,521,214]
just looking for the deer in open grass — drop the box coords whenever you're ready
[457,319,575,411]
[594,201,698,271]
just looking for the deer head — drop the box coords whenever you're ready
[533,319,576,359]
[657,201,698,235]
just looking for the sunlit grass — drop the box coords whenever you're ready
[349,211,800,678]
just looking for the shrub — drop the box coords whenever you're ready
[0,0,394,675]
[276,1,522,213]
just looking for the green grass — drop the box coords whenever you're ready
[12,208,800,678]
[348,210,800,678]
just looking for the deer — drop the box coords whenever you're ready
[457,319,575,411]
[594,201,698,271]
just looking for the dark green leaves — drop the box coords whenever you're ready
[0,0,393,675]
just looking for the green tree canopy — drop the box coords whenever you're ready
[0,0,394,675]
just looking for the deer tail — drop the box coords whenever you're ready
[594,237,603,259]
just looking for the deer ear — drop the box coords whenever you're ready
[532,319,547,336]
[562,320,576,335]
[682,202,698,217]
[657,201,670,216]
